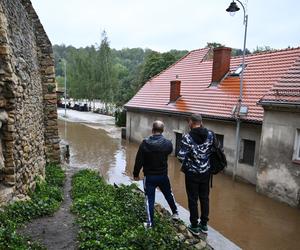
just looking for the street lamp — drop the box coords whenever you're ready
[59,59,67,117]
[226,0,248,181]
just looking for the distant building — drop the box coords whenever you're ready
[125,46,300,207]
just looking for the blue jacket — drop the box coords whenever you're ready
[177,127,213,174]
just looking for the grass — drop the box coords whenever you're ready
[0,164,65,250]
[71,169,189,250]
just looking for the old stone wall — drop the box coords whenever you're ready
[257,107,300,207]
[0,0,60,204]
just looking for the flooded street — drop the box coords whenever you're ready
[58,119,300,250]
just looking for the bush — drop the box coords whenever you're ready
[0,164,65,250]
[71,170,188,250]
[115,109,126,127]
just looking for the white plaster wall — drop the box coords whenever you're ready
[126,111,261,184]
[257,108,300,207]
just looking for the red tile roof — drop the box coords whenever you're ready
[125,47,300,122]
[259,57,300,105]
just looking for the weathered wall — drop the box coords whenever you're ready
[0,0,60,204]
[126,110,261,184]
[257,107,300,207]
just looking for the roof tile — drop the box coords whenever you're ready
[126,47,300,122]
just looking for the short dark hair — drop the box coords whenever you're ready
[152,120,164,133]
[189,113,202,123]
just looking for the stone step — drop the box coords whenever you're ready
[0,184,14,205]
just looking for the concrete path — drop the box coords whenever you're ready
[18,165,78,250]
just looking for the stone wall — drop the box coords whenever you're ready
[126,110,261,184]
[0,0,60,205]
[257,107,300,207]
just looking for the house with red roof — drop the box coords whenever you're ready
[125,47,300,207]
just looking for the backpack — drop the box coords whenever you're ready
[209,131,227,175]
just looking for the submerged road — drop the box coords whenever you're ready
[58,109,300,250]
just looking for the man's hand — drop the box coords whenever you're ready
[133,176,140,181]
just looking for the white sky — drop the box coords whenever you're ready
[31,0,300,52]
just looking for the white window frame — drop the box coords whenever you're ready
[293,129,300,161]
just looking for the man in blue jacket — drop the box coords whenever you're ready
[133,120,179,227]
[177,114,213,235]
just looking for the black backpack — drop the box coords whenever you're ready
[209,131,227,175]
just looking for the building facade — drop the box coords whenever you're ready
[125,47,300,207]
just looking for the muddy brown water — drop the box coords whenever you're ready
[59,120,300,250]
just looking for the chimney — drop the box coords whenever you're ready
[211,47,232,83]
[170,80,181,102]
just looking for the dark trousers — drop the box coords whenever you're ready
[144,175,178,225]
[185,172,210,227]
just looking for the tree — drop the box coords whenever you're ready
[96,31,116,104]
[206,42,224,49]
[52,41,188,107]
[231,48,251,56]
[252,45,274,54]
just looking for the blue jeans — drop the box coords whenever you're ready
[144,175,178,226]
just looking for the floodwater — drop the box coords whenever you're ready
[58,120,300,250]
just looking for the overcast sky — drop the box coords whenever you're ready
[31,0,300,52]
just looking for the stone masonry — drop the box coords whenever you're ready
[0,0,60,205]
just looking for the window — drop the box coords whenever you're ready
[293,129,300,161]
[175,132,182,157]
[230,64,248,76]
[240,139,255,166]
[215,134,224,147]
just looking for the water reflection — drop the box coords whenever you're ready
[58,121,300,250]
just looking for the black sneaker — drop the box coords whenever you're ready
[188,224,201,236]
[198,223,208,234]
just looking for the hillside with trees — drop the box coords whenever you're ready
[54,33,274,111]
[54,32,188,108]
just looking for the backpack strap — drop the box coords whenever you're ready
[208,130,214,189]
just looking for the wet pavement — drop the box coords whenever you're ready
[58,109,300,250]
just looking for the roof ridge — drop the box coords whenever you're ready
[189,47,211,53]
[231,46,300,59]
[146,47,210,83]
[259,55,300,103]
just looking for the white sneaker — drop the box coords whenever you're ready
[143,222,152,229]
[172,212,180,221]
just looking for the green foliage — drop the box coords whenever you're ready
[205,42,225,48]
[0,164,65,250]
[231,48,251,56]
[115,109,126,127]
[71,170,188,250]
[47,84,56,93]
[55,76,65,89]
[206,41,251,56]
[252,45,274,54]
[53,38,188,106]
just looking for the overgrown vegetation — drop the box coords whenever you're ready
[71,170,189,249]
[0,164,65,250]
[115,109,126,127]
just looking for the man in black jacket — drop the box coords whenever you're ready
[177,114,213,235]
[133,120,179,227]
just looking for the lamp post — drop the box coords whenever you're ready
[63,59,67,117]
[226,0,248,181]
[59,59,67,117]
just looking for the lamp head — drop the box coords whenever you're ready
[226,1,240,13]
